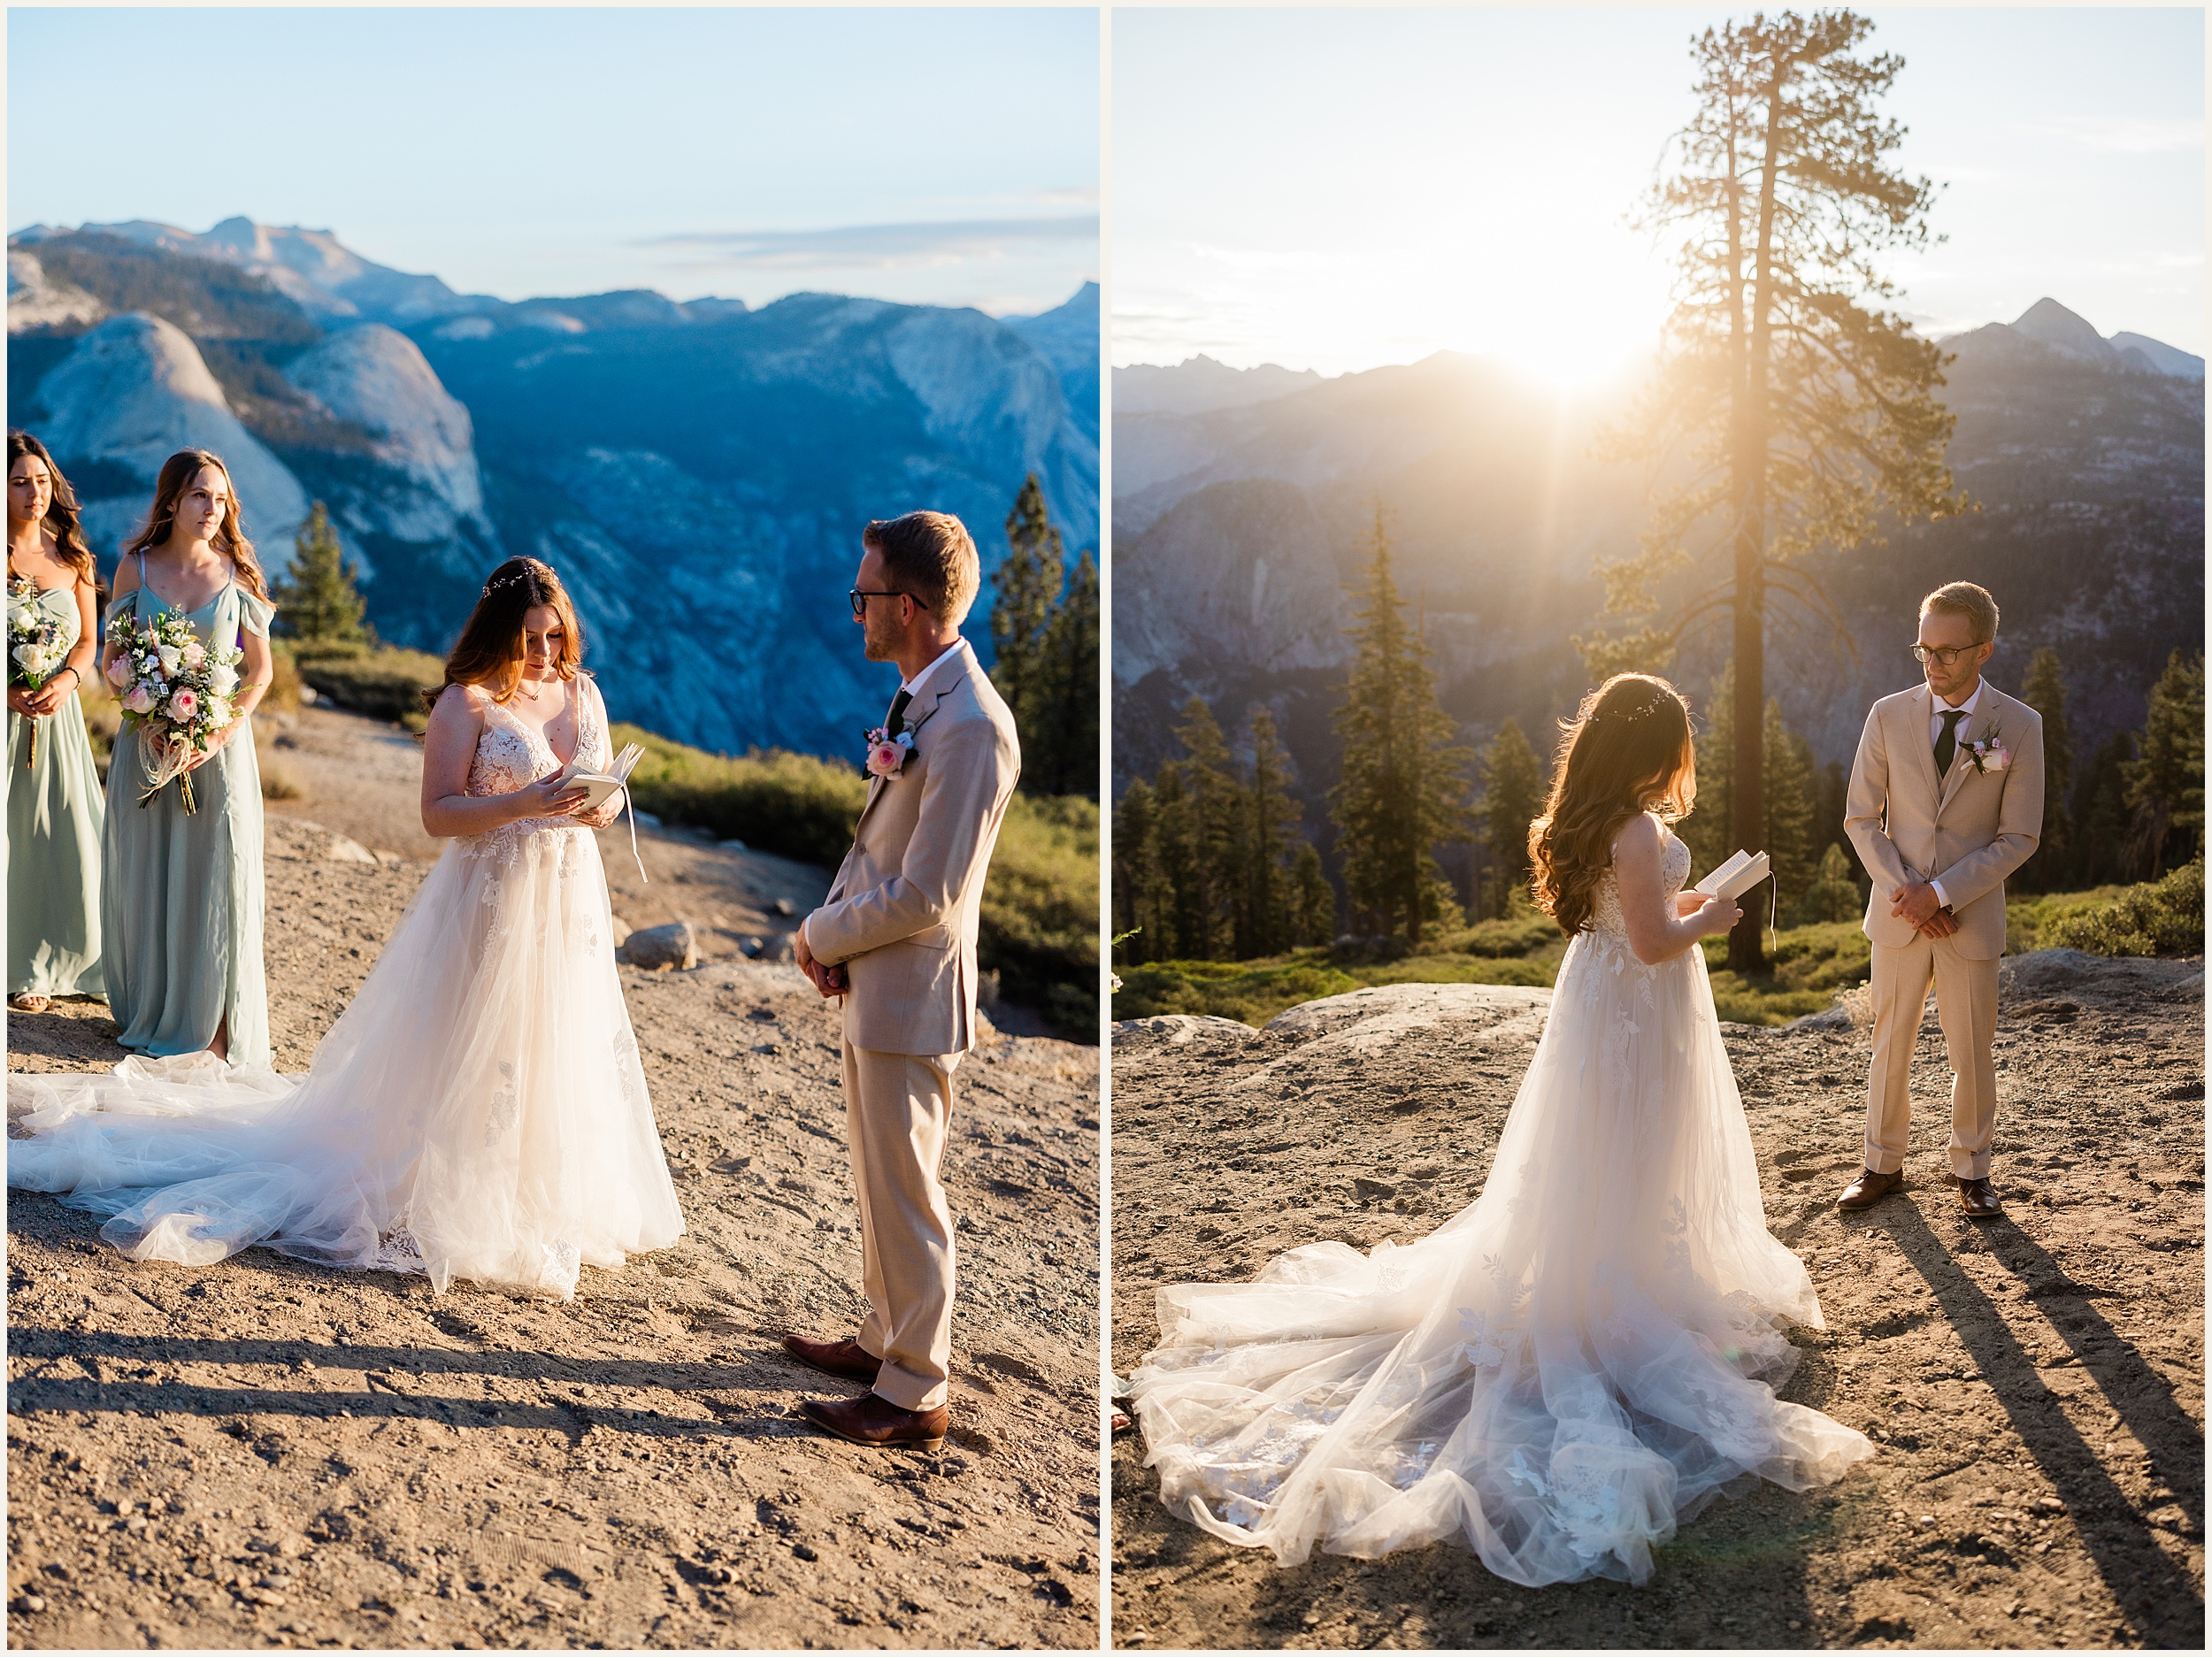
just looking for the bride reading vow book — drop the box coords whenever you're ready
[1128,673,1873,1585]
[7,557,682,1300]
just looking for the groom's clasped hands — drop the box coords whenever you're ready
[1887,878,1961,940]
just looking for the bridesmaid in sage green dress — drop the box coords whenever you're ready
[100,449,277,1068]
[7,431,105,1009]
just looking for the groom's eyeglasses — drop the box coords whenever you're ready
[849,588,927,618]
[1910,643,1985,667]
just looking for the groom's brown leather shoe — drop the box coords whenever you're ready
[800,1392,949,1452]
[1837,1167,1904,1210]
[1955,1175,2003,1219]
[782,1333,882,1387]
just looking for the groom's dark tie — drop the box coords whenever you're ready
[1934,709,1967,779]
[885,688,913,740]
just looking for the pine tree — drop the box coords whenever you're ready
[1240,708,1304,958]
[2018,647,2075,890]
[1171,697,1244,957]
[991,475,1061,724]
[2076,732,2136,888]
[1763,701,1818,919]
[271,502,369,650]
[2124,649,2207,877]
[1685,663,1821,919]
[1329,508,1471,946]
[1034,548,1099,798]
[1590,12,1962,972]
[1476,718,1546,919]
[1148,764,1204,959]
[1111,778,1164,965]
[1798,841,1863,924]
[1291,840,1337,946]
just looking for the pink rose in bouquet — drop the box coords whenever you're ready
[167,687,200,723]
[122,682,157,717]
[105,653,134,687]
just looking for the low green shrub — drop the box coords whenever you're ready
[295,645,445,731]
[2044,860,2204,957]
[611,724,867,868]
[610,722,1100,1042]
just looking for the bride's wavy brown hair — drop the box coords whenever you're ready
[1528,673,1698,937]
[426,556,586,709]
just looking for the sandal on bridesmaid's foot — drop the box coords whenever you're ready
[9,993,51,1014]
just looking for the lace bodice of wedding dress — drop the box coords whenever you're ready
[7,671,681,1300]
[1585,826,1693,939]
[1128,817,1871,1585]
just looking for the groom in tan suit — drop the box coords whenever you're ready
[785,510,1021,1449]
[1839,581,2044,1219]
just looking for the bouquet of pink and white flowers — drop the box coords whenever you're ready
[104,609,244,813]
[8,573,70,769]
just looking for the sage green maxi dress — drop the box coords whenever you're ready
[101,564,273,1068]
[6,579,106,999]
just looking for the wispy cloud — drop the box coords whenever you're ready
[640,216,1097,270]
[2029,114,2205,155]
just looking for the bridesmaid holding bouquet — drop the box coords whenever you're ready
[6,431,106,1010]
[98,449,276,1066]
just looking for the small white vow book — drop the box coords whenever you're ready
[551,741,645,811]
[1694,849,1771,901]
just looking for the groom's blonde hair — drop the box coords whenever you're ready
[864,511,980,625]
[1921,581,1999,643]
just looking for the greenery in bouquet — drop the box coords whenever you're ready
[7,573,71,768]
[103,608,244,814]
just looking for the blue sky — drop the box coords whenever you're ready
[8,7,1100,317]
[1114,6,2205,376]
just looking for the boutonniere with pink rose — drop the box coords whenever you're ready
[863,725,915,779]
[1963,724,2011,776]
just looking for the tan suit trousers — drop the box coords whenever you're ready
[842,1039,960,1412]
[1864,931,2001,1180]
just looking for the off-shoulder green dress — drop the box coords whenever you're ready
[100,566,273,1068]
[6,579,105,998]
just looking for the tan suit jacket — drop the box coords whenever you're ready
[1843,680,2045,961]
[806,648,1021,1055]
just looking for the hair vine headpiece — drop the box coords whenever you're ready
[481,568,534,597]
[1587,696,1666,728]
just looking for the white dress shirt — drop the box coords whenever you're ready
[902,636,971,700]
[1926,678,1983,910]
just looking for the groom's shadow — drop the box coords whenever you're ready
[1848,1200,2203,1645]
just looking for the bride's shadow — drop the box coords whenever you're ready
[5,1199,814,1453]
[1843,1199,2203,1645]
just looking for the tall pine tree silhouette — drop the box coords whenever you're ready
[271,502,369,650]
[1330,507,1470,946]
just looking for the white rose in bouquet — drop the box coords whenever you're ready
[211,663,240,695]
[156,644,183,677]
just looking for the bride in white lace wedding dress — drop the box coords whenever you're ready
[1128,673,1873,1585]
[8,558,682,1300]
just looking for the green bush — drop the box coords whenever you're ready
[611,723,867,867]
[2044,859,2205,957]
[1113,943,1557,1027]
[610,722,1100,1043]
[295,645,445,731]
[2006,883,2139,954]
[1432,912,1559,958]
[977,794,1100,1040]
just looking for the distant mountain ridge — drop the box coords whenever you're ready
[8,219,1099,761]
[1111,299,2203,819]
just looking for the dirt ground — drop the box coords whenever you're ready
[1109,956,2205,1650]
[6,707,1102,1651]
